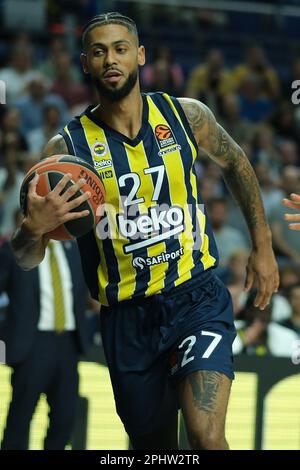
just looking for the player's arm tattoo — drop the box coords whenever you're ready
[179,98,269,240]
[189,371,223,413]
[11,223,49,270]
[42,134,68,159]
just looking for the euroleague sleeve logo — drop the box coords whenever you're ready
[154,124,181,156]
[155,124,173,140]
[155,124,176,148]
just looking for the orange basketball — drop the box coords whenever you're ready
[19,155,105,240]
[155,124,172,140]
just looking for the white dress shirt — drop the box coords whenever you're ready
[37,241,75,331]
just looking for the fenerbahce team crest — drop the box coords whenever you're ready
[155,124,181,157]
[91,141,113,179]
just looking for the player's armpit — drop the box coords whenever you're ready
[42,134,68,159]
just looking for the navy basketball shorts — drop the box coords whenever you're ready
[100,269,236,439]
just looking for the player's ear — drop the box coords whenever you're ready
[138,45,145,67]
[80,53,89,74]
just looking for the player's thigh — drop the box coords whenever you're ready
[177,370,232,448]
[169,319,235,449]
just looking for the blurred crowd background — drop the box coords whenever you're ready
[0,0,300,359]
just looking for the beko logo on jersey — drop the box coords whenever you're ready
[94,159,112,169]
[117,206,185,254]
[132,247,184,270]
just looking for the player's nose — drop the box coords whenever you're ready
[104,49,117,67]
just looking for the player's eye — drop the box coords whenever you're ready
[94,49,104,56]
[117,48,127,54]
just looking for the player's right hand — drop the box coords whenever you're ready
[244,244,279,311]
[24,173,91,238]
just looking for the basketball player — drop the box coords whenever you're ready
[11,13,279,449]
[283,193,300,230]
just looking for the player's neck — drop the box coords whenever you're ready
[95,88,143,140]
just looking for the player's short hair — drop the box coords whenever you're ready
[82,12,139,50]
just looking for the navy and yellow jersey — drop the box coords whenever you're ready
[60,92,219,306]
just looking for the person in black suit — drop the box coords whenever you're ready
[0,238,90,450]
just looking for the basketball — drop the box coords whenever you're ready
[19,155,106,240]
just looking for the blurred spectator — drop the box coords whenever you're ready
[198,175,223,202]
[14,73,69,134]
[234,306,271,356]
[271,294,292,323]
[0,107,27,237]
[233,301,297,357]
[270,166,300,267]
[270,101,300,147]
[253,124,281,178]
[233,45,279,99]
[254,162,284,218]
[50,53,90,112]
[143,59,179,96]
[0,237,91,450]
[280,266,300,292]
[226,250,249,318]
[214,196,251,263]
[185,49,235,112]
[270,266,298,322]
[0,108,28,169]
[219,93,254,144]
[277,140,299,167]
[0,150,24,237]
[238,73,274,123]
[39,38,81,83]
[141,45,184,96]
[208,198,249,267]
[196,160,224,199]
[227,250,248,286]
[0,45,36,103]
[11,33,33,53]
[0,107,28,166]
[26,104,61,154]
[279,283,300,337]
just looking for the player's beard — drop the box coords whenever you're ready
[94,68,138,102]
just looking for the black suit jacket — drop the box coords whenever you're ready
[0,240,90,365]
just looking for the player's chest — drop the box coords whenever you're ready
[88,131,192,207]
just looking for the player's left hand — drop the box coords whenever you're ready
[282,193,300,230]
[244,247,279,310]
